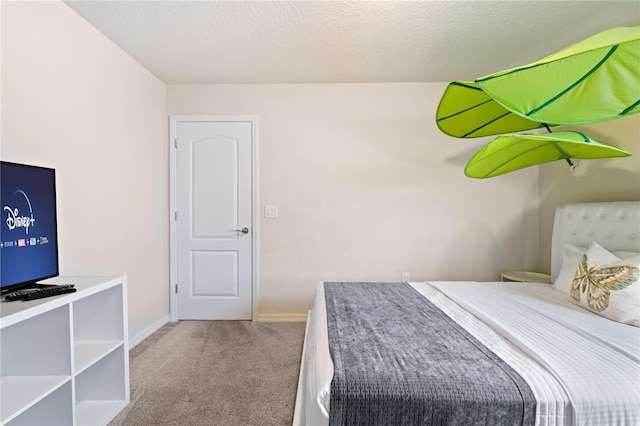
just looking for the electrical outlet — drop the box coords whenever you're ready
[401,272,411,282]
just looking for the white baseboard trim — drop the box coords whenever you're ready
[128,314,171,349]
[258,313,307,322]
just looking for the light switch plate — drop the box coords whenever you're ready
[265,204,278,218]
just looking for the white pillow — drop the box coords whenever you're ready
[567,241,640,327]
[613,251,640,259]
[581,240,620,265]
[553,243,587,293]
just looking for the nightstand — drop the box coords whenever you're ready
[500,271,551,284]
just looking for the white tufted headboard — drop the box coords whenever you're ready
[550,201,640,282]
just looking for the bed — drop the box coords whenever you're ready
[293,201,640,426]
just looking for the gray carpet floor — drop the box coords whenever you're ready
[109,321,306,426]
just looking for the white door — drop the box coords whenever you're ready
[173,118,254,320]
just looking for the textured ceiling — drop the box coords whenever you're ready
[63,1,640,84]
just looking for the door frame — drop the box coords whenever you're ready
[169,115,259,322]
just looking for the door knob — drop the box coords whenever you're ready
[234,227,249,234]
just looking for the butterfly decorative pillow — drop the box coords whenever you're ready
[568,241,640,327]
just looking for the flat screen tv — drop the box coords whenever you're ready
[1,161,59,293]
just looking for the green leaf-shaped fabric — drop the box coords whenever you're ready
[476,26,640,125]
[435,81,549,138]
[465,131,631,179]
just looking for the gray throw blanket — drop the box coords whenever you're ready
[324,282,536,426]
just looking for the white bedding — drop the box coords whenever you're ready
[294,281,640,426]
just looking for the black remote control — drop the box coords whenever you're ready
[7,285,76,301]
[4,288,42,301]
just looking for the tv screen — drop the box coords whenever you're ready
[1,161,59,291]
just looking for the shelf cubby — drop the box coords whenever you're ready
[0,305,71,424]
[5,381,73,426]
[75,345,127,426]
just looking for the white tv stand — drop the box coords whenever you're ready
[0,276,129,425]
